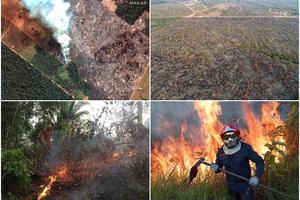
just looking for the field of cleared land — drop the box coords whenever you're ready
[151,0,298,18]
[151,17,298,100]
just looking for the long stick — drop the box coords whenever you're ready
[166,163,178,183]
[197,159,296,200]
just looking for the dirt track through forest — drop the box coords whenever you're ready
[184,3,196,18]
[181,1,298,19]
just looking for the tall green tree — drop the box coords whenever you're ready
[55,102,90,138]
[2,102,35,149]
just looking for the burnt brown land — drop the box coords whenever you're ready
[69,0,149,99]
[151,17,298,100]
[1,0,149,100]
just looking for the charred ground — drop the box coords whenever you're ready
[69,0,149,99]
[151,17,298,100]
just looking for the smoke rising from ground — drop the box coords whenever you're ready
[39,125,149,199]
[22,0,72,62]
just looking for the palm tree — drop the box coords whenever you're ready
[55,102,90,138]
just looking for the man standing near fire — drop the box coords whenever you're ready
[210,124,264,200]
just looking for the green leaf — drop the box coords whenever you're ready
[272,146,286,158]
[264,144,274,151]
[272,141,287,147]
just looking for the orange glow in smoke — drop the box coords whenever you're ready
[56,164,72,182]
[113,152,119,158]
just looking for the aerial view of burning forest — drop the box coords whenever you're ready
[2,0,149,100]
[2,101,149,199]
[151,0,298,100]
[151,101,298,199]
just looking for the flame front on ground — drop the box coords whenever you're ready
[152,101,286,182]
[37,175,57,200]
[152,101,223,179]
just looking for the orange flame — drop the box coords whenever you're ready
[151,101,286,182]
[37,175,57,200]
[56,164,72,183]
[241,102,286,160]
[37,163,72,199]
[113,152,119,158]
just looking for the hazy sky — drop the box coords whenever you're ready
[151,101,292,139]
[79,101,150,128]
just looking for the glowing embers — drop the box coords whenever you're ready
[151,102,286,181]
[36,149,139,198]
[56,163,73,183]
[113,151,137,159]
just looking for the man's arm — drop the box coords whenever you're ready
[214,150,224,174]
[247,145,264,178]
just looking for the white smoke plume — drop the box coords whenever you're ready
[22,0,72,62]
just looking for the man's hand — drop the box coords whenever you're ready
[210,163,219,172]
[249,176,259,186]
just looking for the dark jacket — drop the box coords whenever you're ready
[215,141,264,192]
